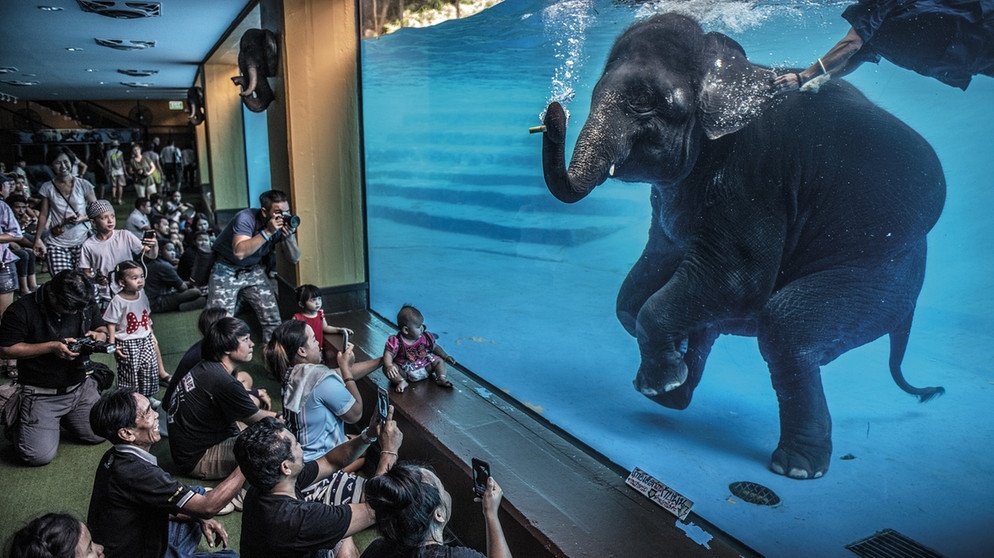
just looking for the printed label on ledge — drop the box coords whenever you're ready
[626,467,694,521]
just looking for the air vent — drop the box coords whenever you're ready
[120,82,153,88]
[94,38,156,51]
[846,529,944,558]
[117,69,158,77]
[1,80,39,87]
[77,1,160,19]
[0,67,18,74]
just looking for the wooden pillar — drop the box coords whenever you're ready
[263,0,366,300]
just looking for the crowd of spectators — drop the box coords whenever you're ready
[0,162,512,557]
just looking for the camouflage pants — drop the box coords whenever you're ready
[206,261,280,343]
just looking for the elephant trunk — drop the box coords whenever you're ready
[542,101,623,204]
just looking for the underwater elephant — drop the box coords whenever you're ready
[541,13,946,479]
[186,86,205,125]
[231,28,279,113]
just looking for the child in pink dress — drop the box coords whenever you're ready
[293,284,353,365]
[383,305,455,393]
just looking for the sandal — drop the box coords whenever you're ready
[159,374,172,387]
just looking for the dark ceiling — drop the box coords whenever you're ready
[0,0,255,102]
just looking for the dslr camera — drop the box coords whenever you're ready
[278,211,300,231]
[66,337,116,356]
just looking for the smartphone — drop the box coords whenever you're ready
[341,329,350,351]
[472,458,491,498]
[143,230,156,240]
[376,385,389,423]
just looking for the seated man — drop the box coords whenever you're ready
[233,409,403,558]
[166,316,276,479]
[124,197,152,239]
[0,270,106,465]
[88,388,241,558]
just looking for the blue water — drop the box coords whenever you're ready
[361,1,994,555]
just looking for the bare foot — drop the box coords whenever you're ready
[394,379,408,393]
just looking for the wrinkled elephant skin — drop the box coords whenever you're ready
[231,28,278,113]
[541,14,946,479]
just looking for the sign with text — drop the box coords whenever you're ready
[626,467,694,521]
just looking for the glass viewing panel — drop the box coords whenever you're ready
[361,1,994,555]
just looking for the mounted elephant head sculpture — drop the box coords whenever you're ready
[541,13,945,479]
[231,28,279,113]
[186,86,205,125]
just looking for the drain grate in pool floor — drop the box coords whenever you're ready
[728,481,780,506]
[846,529,945,558]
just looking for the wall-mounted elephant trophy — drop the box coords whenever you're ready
[186,86,205,125]
[231,28,279,113]
[540,13,946,479]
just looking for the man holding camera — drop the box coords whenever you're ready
[208,189,299,343]
[0,270,108,465]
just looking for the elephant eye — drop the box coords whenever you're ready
[628,88,655,115]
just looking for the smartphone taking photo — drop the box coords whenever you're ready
[472,458,490,498]
[143,230,155,240]
[376,386,389,423]
[341,330,350,351]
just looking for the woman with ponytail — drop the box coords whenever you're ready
[6,513,103,558]
[362,463,511,558]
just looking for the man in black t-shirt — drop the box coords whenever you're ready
[166,317,275,479]
[0,270,106,465]
[88,388,243,558]
[234,409,403,558]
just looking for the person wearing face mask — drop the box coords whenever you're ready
[32,148,98,275]
[6,512,104,558]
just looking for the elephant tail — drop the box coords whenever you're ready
[889,312,945,403]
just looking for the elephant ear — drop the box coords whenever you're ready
[698,32,777,140]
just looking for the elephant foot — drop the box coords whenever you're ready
[769,434,832,480]
[633,349,688,396]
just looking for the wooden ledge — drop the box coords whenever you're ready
[327,311,754,557]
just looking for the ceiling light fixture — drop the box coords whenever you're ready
[117,69,159,77]
[77,1,161,19]
[95,38,156,51]
[120,81,153,87]
[0,67,18,74]
[1,80,40,87]
[38,6,64,11]
[66,47,83,52]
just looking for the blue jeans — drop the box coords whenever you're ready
[165,486,240,558]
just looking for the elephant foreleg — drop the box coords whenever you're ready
[637,326,718,410]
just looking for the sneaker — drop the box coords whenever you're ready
[231,487,247,512]
[203,487,236,516]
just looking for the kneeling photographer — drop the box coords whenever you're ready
[207,189,300,344]
[0,270,110,466]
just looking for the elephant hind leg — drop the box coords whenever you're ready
[759,246,928,479]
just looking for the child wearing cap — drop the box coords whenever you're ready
[79,199,158,305]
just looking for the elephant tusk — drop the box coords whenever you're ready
[609,164,616,177]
